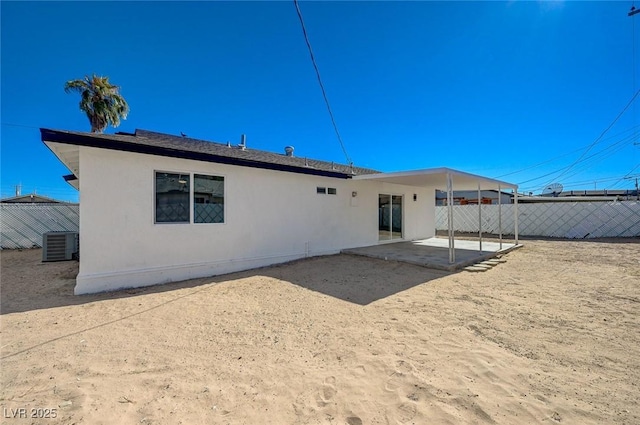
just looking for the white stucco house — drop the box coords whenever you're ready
[41,128,518,295]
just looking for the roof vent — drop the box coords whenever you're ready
[239,134,246,150]
[284,146,294,157]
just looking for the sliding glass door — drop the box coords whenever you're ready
[378,194,403,241]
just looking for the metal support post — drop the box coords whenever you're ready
[478,183,482,253]
[447,173,455,263]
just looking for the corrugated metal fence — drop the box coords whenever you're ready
[0,204,80,249]
[436,200,640,238]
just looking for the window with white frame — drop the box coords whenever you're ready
[155,171,225,224]
[317,187,337,195]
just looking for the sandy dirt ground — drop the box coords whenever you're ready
[1,238,639,425]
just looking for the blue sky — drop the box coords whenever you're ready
[2,1,639,202]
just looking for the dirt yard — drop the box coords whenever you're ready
[1,238,639,425]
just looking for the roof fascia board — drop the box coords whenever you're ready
[40,129,351,180]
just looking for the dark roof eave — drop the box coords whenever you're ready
[40,129,354,180]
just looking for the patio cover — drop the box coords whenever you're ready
[353,167,520,263]
[352,167,517,190]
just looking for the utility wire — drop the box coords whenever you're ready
[520,171,640,192]
[541,88,640,187]
[293,0,352,166]
[494,124,640,179]
[554,137,637,185]
[1,122,40,129]
[518,141,636,190]
[517,129,639,188]
[517,91,639,189]
[609,163,640,189]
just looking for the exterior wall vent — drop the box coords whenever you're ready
[42,231,79,262]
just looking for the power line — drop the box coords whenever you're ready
[493,124,640,179]
[519,172,639,193]
[541,88,640,187]
[1,122,40,130]
[609,163,640,189]
[516,90,640,189]
[293,0,352,166]
[553,137,637,185]
[542,172,640,189]
[516,129,639,189]
[494,124,640,179]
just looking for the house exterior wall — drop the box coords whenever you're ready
[76,147,435,294]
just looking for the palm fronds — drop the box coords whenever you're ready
[64,74,129,133]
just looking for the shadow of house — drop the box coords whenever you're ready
[251,255,450,306]
[1,250,449,317]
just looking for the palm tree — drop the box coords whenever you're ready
[64,74,129,133]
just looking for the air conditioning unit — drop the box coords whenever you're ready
[42,231,79,262]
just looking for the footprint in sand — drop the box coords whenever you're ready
[395,360,414,374]
[346,417,363,425]
[315,376,337,407]
[396,402,417,422]
[384,374,402,392]
[353,365,366,376]
[322,385,336,400]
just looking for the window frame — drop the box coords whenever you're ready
[193,173,225,225]
[154,170,226,225]
[154,170,192,224]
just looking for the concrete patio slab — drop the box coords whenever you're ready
[342,237,522,272]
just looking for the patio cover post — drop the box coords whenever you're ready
[514,189,519,244]
[498,184,503,249]
[478,183,482,253]
[447,172,455,263]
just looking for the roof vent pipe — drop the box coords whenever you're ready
[239,134,246,150]
[284,146,294,157]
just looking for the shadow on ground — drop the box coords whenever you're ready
[1,248,450,315]
[255,254,450,305]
